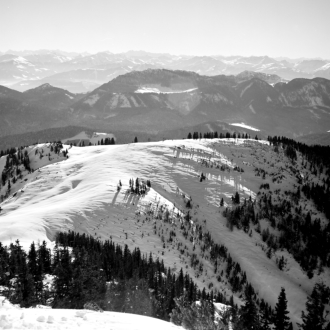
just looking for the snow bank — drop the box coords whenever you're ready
[0,296,183,330]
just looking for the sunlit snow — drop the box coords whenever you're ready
[135,87,198,94]
[230,123,260,131]
[0,296,183,330]
[84,94,100,106]
[0,138,317,327]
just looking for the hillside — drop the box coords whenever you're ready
[296,132,330,146]
[0,85,69,137]
[2,51,330,93]
[0,296,183,330]
[0,126,95,152]
[1,138,329,328]
[70,69,330,138]
[1,70,330,140]
[23,83,84,110]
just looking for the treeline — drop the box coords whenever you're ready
[0,126,94,152]
[0,141,65,203]
[187,131,258,140]
[1,234,329,329]
[97,137,115,145]
[0,147,31,202]
[0,232,226,320]
[73,137,116,147]
[224,192,330,277]
[268,136,330,176]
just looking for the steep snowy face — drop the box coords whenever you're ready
[1,140,249,247]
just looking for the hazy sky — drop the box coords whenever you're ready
[1,0,329,58]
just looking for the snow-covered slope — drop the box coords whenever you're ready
[0,295,182,330]
[0,139,329,328]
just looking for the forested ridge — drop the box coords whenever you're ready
[223,137,330,278]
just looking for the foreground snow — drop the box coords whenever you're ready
[0,138,328,328]
[0,296,182,330]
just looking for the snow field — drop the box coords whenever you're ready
[1,138,328,329]
[0,296,183,330]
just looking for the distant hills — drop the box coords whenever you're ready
[1,68,330,146]
[69,69,330,139]
[1,50,330,93]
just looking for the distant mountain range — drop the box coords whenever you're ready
[1,69,330,146]
[1,50,330,93]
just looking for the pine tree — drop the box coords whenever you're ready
[299,283,330,330]
[274,287,290,330]
[236,286,260,329]
[260,306,272,330]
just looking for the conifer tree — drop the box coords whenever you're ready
[299,283,330,330]
[237,285,260,329]
[274,288,290,330]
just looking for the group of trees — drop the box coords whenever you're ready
[170,284,328,330]
[0,147,31,202]
[187,131,257,140]
[0,141,66,203]
[73,137,116,147]
[98,137,115,145]
[223,189,330,275]
[128,177,151,195]
[0,233,328,329]
[223,135,330,277]
[0,232,221,320]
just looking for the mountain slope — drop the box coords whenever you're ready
[0,85,70,137]
[24,83,84,110]
[2,69,330,140]
[2,50,330,93]
[1,138,329,327]
[69,69,330,138]
[0,298,183,330]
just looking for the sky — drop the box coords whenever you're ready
[0,0,330,59]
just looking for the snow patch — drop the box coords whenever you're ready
[249,104,256,114]
[109,94,119,109]
[84,94,100,106]
[0,297,183,329]
[230,123,260,131]
[205,123,214,132]
[240,82,253,98]
[104,113,117,119]
[135,87,198,94]
[130,96,139,107]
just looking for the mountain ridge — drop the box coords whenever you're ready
[2,50,330,93]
